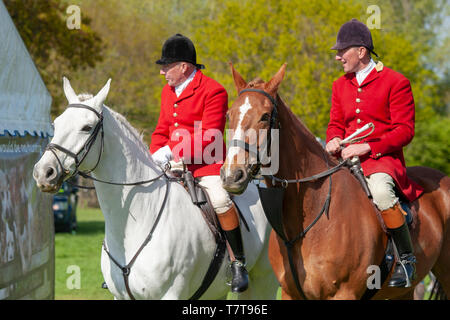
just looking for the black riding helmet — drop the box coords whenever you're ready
[156,34,205,69]
[331,19,378,57]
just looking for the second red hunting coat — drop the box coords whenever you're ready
[326,62,424,202]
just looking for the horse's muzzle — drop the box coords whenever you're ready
[33,157,64,193]
[220,165,250,195]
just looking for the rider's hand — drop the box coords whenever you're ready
[341,143,371,160]
[152,145,172,166]
[325,137,342,154]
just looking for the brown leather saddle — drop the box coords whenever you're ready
[169,167,249,299]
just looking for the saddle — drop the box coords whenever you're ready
[168,160,249,235]
[346,157,417,298]
[346,156,415,227]
[167,161,226,299]
[167,160,249,299]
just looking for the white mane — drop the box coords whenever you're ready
[77,93,148,155]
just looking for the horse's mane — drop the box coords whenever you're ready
[275,93,337,165]
[106,107,145,145]
[77,93,148,153]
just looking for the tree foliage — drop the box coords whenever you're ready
[4,0,104,116]
[4,0,448,172]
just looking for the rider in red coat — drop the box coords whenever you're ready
[150,34,249,293]
[150,68,227,177]
[326,19,424,288]
[327,61,423,203]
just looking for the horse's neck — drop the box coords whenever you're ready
[276,97,331,179]
[92,108,165,250]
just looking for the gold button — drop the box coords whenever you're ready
[376,153,381,157]
[357,119,361,124]
[173,112,178,117]
[174,122,179,127]
[356,108,361,114]
[358,88,362,93]
[174,103,178,108]
[356,98,361,103]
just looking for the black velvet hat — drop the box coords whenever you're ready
[331,19,378,57]
[156,34,205,69]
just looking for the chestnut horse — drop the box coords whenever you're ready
[221,63,450,299]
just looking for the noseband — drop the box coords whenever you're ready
[230,88,279,177]
[46,104,104,179]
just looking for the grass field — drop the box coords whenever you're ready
[54,207,113,300]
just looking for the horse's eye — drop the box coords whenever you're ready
[260,113,270,123]
[81,125,93,132]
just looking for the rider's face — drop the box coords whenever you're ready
[160,62,185,87]
[335,46,366,74]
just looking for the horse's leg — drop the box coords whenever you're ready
[281,287,296,300]
[431,240,450,298]
[391,289,415,300]
[237,270,278,300]
[238,234,279,300]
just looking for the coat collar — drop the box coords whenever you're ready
[168,70,203,102]
[344,61,384,87]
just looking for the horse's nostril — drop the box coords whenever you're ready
[46,167,55,179]
[235,169,244,182]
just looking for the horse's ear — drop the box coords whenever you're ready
[93,78,111,111]
[63,77,80,104]
[229,62,247,93]
[265,63,287,96]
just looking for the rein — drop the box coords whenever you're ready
[47,103,169,188]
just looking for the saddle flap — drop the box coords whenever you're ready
[257,185,287,242]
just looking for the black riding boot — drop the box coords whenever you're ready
[388,222,417,287]
[224,227,249,293]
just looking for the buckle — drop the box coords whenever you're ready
[122,267,131,276]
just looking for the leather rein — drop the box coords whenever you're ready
[234,89,347,300]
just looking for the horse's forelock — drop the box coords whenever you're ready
[77,93,94,102]
[247,78,265,88]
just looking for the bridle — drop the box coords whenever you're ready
[46,103,104,180]
[46,103,168,186]
[230,88,280,179]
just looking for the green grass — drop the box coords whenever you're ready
[55,207,113,300]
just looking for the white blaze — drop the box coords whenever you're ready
[225,97,252,175]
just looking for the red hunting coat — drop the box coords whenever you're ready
[150,70,228,177]
[326,62,424,202]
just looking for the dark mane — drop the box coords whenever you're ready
[276,94,337,166]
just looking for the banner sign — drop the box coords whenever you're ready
[0,135,54,299]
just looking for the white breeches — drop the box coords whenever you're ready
[197,175,233,214]
[365,172,399,211]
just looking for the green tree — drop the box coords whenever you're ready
[4,0,104,116]
[192,0,448,171]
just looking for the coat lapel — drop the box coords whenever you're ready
[176,70,203,102]
[345,72,359,87]
[360,61,384,87]
[344,61,384,88]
